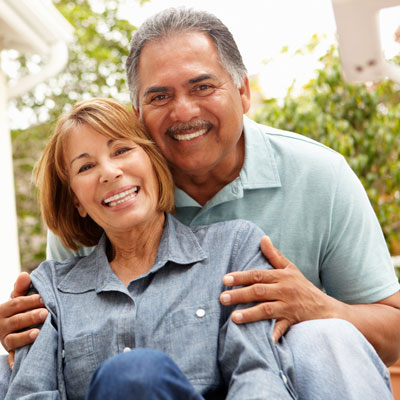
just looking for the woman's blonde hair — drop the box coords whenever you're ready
[35,98,175,250]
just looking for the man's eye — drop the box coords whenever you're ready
[150,94,171,105]
[78,164,93,173]
[193,84,215,96]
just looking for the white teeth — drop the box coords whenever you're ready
[173,128,208,141]
[104,187,138,206]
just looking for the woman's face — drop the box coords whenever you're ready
[65,123,161,235]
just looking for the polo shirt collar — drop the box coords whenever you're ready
[240,116,281,189]
[57,214,207,294]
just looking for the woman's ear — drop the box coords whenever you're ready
[73,195,87,218]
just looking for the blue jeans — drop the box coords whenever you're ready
[85,319,393,400]
[0,319,394,399]
[285,319,393,399]
[86,348,204,400]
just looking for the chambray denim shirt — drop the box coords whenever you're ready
[7,215,296,400]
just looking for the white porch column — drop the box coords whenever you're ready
[0,70,21,304]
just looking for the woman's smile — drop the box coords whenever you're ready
[102,186,140,208]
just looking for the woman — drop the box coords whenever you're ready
[5,98,295,399]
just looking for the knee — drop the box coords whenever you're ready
[95,348,172,382]
[286,319,375,362]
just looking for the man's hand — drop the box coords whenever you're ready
[0,272,48,369]
[220,236,336,343]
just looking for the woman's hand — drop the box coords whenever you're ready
[0,272,48,369]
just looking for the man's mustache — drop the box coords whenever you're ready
[166,120,213,136]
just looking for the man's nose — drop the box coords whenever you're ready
[170,95,200,122]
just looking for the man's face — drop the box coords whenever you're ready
[135,32,250,178]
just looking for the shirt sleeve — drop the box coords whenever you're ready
[218,221,296,400]
[321,158,399,303]
[5,264,64,399]
[46,230,94,261]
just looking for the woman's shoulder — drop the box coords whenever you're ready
[31,256,85,293]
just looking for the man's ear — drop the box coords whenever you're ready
[239,76,251,114]
[73,195,87,218]
[131,104,140,118]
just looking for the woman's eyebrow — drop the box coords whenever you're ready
[70,153,89,167]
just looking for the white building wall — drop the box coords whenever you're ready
[0,70,21,302]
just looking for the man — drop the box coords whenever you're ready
[0,7,399,399]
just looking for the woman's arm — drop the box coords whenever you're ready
[217,222,296,399]
[5,312,61,399]
[219,301,296,400]
[5,264,63,399]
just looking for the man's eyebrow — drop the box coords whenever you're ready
[189,74,218,84]
[143,86,170,98]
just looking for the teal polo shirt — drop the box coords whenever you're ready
[47,116,399,304]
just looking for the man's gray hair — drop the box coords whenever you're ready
[126,7,247,108]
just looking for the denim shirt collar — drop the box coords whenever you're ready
[57,214,207,294]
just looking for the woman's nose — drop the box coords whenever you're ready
[99,163,122,183]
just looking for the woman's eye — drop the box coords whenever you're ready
[78,164,93,173]
[115,147,131,156]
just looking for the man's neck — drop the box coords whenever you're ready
[172,136,245,206]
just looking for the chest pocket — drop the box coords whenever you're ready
[63,334,98,400]
[166,300,222,387]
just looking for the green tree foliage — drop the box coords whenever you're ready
[254,43,400,256]
[10,0,138,270]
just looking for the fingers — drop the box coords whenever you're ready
[7,351,15,370]
[260,236,291,270]
[4,328,41,354]
[0,307,48,351]
[272,319,291,343]
[223,269,281,288]
[229,301,284,324]
[0,294,44,318]
[220,282,279,306]
[10,272,32,299]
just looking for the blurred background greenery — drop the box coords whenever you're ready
[4,0,400,276]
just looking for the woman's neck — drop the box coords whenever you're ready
[107,213,165,286]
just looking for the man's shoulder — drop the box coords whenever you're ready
[188,218,264,242]
[245,116,343,161]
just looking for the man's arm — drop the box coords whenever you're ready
[220,236,400,366]
[0,273,48,368]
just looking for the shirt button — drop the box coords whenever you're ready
[123,347,131,353]
[196,308,205,318]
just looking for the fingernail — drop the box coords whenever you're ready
[272,334,277,344]
[10,362,14,370]
[29,330,39,340]
[221,294,231,304]
[223,275,234,284]
[39,297,44,305]
[233,312,243,322]
[39,310,47,320]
